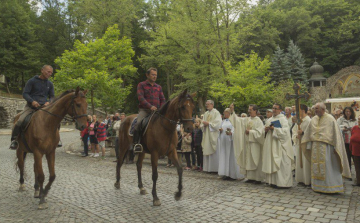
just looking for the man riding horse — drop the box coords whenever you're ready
[131,67,166,153]
[9,65,61,149]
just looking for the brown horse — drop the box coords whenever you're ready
[15,87,88,209]
[114,90,196,206]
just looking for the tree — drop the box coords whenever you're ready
[210,52,274,111]
[286,40,307,84]
[54,25,136,113]
[270,45,290,83]
[0,0,42,92]
[272,79,310,108]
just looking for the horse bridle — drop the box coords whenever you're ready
[38,94,88,122]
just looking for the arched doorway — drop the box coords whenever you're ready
[0,106,9,128]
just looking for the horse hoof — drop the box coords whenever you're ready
[38,203,48,210]
[34,190,40,198]
[114,182,120,189]
[18,184,26,192]
[153,200,161,206]
[174,192,182,201]
[140,188,147,195]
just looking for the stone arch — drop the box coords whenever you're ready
[326,65,360,97]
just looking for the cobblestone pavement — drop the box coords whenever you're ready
[0,129,359,223]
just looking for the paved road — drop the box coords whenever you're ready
[0,130,359,223]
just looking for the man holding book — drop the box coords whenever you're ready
[262,103,294,188]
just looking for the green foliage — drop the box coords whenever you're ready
[286,40,308,84]
[272,79,311,108]
[210,53,274,111]
[54,25,136,113]
[0,0,42,92]
[270,46,290,83]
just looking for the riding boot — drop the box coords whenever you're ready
[132,129,143,153]
[9,124,20,150]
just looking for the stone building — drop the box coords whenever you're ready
[308,61,360,103]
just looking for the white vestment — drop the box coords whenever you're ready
[230,114,264,181]
[201,108,222,172]
[262,114,294,187]
[292,116,311,185]
[301,113,351,193]
[217,119,243,179]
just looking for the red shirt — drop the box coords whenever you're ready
[137,80,165,109]
[350,125,360,156]
[81,122,89,138]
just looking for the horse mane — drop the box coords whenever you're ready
[51,90,75,104]
[158,101,170,115]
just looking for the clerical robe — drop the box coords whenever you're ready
[292,116,311,185]
[230,114,264,180]
[301,113,351,193]
[262,114,294,187]
[201,108,222,172]
[217,119,243,179]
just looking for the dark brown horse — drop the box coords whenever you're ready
[15,87,88,209]
[114,90,196,206]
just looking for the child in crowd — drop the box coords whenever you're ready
[97,116,107,159]
[182,131,192,170]
[192,118,203,171]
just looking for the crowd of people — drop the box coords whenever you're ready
[170,100,359,194]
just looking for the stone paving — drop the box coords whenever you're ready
[0,129,359,223]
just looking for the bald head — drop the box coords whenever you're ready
[315,102,326,117]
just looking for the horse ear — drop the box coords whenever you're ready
[190,92,197,98]
[180,89,188,98]
[83,90,88,95]
[75,86,80,96]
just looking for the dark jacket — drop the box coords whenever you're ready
[23,75,55,107]
[191,128,203,147]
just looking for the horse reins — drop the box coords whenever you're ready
[38,94,88,122]
[154,97,194,156]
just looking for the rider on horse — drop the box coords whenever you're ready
[132,67,166,153]
[9,65,56,150]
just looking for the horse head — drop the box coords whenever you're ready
[177,89,196,133]
[69,86,88,131]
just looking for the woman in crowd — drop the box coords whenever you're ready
[80,115,92,157]
[97,116,107,159]
[89,115,100,157]
[350,115,360,186]
[337,107,357,171]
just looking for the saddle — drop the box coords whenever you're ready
[129,113,154,136]
[20,110,36,133]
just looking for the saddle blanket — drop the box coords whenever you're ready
[129,117,138,136]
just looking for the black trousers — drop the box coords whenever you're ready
[345,143,353,171]
[184,152,191,168]
[82,134,89,155]
[194,145,203,167]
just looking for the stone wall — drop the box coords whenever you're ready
[0,96,26,129]
[309,86,328,104]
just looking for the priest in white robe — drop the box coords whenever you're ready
[229,104,264,183]
[292,104,311,186]
[218,108,243,180]
[262,103,294,188]
[301,102,351,193]
[201,100,222,172]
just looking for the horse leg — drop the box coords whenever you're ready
[17,149,26,191]
[39,151,56,206]
[137,153,147,195]
[169,151,183,201]
[114,141,128,189]
[33,163,40,198]
[33,151,47,210]
[151,153,161,206]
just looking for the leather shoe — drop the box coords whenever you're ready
[9,140,19,150]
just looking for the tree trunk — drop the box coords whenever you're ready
[197,94,206,115]
[91,89,95,114]
[166,71,171,98]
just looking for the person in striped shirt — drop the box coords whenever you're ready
[97,116,107,159]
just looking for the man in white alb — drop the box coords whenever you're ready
[201,100,222,173]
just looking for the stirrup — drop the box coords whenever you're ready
[133,144,143,153]
[9,140,19,150]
